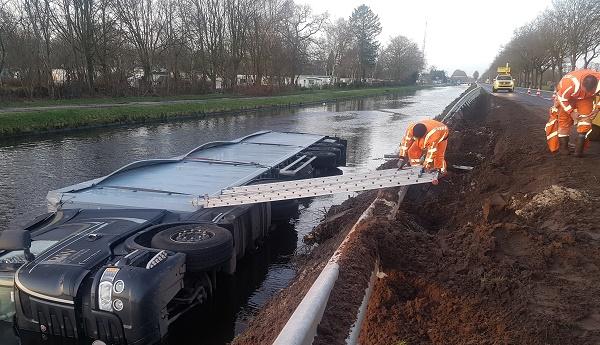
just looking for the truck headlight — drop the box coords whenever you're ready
[98,267,120,312]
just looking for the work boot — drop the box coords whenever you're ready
[574,134,586,157]
[559,136,570,156]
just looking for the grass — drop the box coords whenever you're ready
[0,92,236,108]
[0,86,423,136]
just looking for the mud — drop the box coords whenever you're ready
[359,95,600,344]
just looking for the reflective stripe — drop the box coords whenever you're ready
[428,148,437,153]
[546,131,558,140]
[586,129,593,138]
[425,158,434,163]
[545,119,557,129]
[423,126,447,146]
[558,134,570,137]
[568,76,580,95]
[578,122,591,126]
[558,85,573,112]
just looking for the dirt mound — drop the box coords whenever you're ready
[359,95,600,344]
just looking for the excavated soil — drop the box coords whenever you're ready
[359,95,600,344]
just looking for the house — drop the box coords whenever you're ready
[450,69,471,84]
[52,69,67,84]
[296,75,333,88]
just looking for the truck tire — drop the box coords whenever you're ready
[310,142,346,165]
[308,146,342,164]
[305,150,337,169]
[151,224,233,272]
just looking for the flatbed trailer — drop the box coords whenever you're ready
[0,131,348,345]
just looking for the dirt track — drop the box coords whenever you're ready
[233,92,600,344]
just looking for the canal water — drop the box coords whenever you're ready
[0,85,468,344]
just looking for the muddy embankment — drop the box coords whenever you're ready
[233,91,600,345]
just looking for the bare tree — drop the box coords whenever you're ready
[376,35,424,84]
[0,0,16,83]
[112,0,166,93]
[52,0,99,93]
[280,2,326,84]
[21,0,54,96]
[323,18,353,82]
[552,0,600,71]
[224,0,249,89]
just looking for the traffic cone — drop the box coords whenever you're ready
[527,87,531,95]
[536,88,541,96]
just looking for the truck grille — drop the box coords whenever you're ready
[23,293,79,338]
[85,309,127,345]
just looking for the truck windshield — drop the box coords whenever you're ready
[497,76,512,80]
[0,240,58,264]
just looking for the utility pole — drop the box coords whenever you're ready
[422,20,427,61]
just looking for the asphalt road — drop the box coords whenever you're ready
[480,83,553,111]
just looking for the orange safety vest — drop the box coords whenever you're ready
[546,69,600,152]
[555,69,600,114]
[399,119,449,171]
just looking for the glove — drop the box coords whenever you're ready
[397,158,407,169]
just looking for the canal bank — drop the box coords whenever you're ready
[233,89,600,345]
[0,85,468,345]
[0,86,424,137]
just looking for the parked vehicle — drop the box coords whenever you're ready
[0,131,347,345]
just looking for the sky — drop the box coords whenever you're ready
[296,0,553,76]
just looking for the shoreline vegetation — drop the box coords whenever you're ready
[0,85,424,137]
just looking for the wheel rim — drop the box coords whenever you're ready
[170,228,214,243]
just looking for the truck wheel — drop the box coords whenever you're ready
[310,142,346,165]
[305,150,337,169]
[307,146,342,164]
[151,224,233,272]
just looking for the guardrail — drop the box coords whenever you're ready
[441,85,482,123]
[273,186,410,345]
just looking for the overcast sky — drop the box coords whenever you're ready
[297,0,553,76]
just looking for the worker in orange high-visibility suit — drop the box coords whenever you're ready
[398,119,449,173]
[545,69,600,156]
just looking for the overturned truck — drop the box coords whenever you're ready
[0,131,347,345]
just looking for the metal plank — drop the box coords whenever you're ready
[196,168,437,208]
[222,168,419,194]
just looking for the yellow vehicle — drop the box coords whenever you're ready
[591,95,600,141]
[492,64,514,93]
[492,75,515,92]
